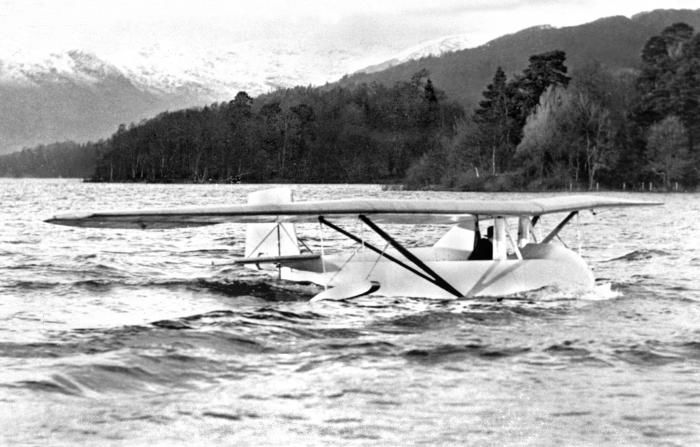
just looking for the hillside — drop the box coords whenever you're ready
[2,8,698,160]
[0,44,373,155]
[0,51,201,155]
[339,9,700,110]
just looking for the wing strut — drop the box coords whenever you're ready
[542,211,577,243]
[358,215,463,298]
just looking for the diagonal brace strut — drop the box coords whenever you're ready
[542,211,577,244]
[358,215,463,298]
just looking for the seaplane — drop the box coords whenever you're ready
[45,188,660,302]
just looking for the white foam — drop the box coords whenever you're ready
[579,282,622,301]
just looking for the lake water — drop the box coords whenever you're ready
[1,179,698,446]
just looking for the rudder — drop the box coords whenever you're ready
[245,188,300,259]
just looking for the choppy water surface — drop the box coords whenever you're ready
[1,179,698,446]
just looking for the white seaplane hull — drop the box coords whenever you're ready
[281,243,593,299]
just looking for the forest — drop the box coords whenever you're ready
[88,70,464,184]
[1,23,698,190]
[0,141,97,178]
[406,22,700,191]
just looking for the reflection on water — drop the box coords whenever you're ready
[0,179,699,446]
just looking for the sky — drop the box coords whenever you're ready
[0,0,698,61]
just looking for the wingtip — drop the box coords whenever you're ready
[44,212,95,227]
[44,216,66,225]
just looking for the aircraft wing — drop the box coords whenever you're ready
[45,195,661,230]
[525,195,663,215]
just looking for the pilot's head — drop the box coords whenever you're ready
[486,226,494,240]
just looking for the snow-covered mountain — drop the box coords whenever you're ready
[356,34,473,74]
[0,50,123,86]
[109,40,382,99]
[1,40,402,100]
[0,36,475,154]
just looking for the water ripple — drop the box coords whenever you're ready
[1,180,699,446]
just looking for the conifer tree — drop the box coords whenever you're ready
[473,67,515,174]
[510,50,571,130]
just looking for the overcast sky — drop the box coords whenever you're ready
[1,0,698,59]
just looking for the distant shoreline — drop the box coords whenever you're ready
[1,176,695,193]
[391,184,696,194]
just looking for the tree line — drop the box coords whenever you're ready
[87,70,464,183]
[0,141,98,178]
[1,23,698,190]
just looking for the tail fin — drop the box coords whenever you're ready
[245,188,300,259]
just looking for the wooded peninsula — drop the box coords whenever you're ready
[1,24,698,191]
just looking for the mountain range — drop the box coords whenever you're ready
[341,9,700,107]
[1,8,699,155]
